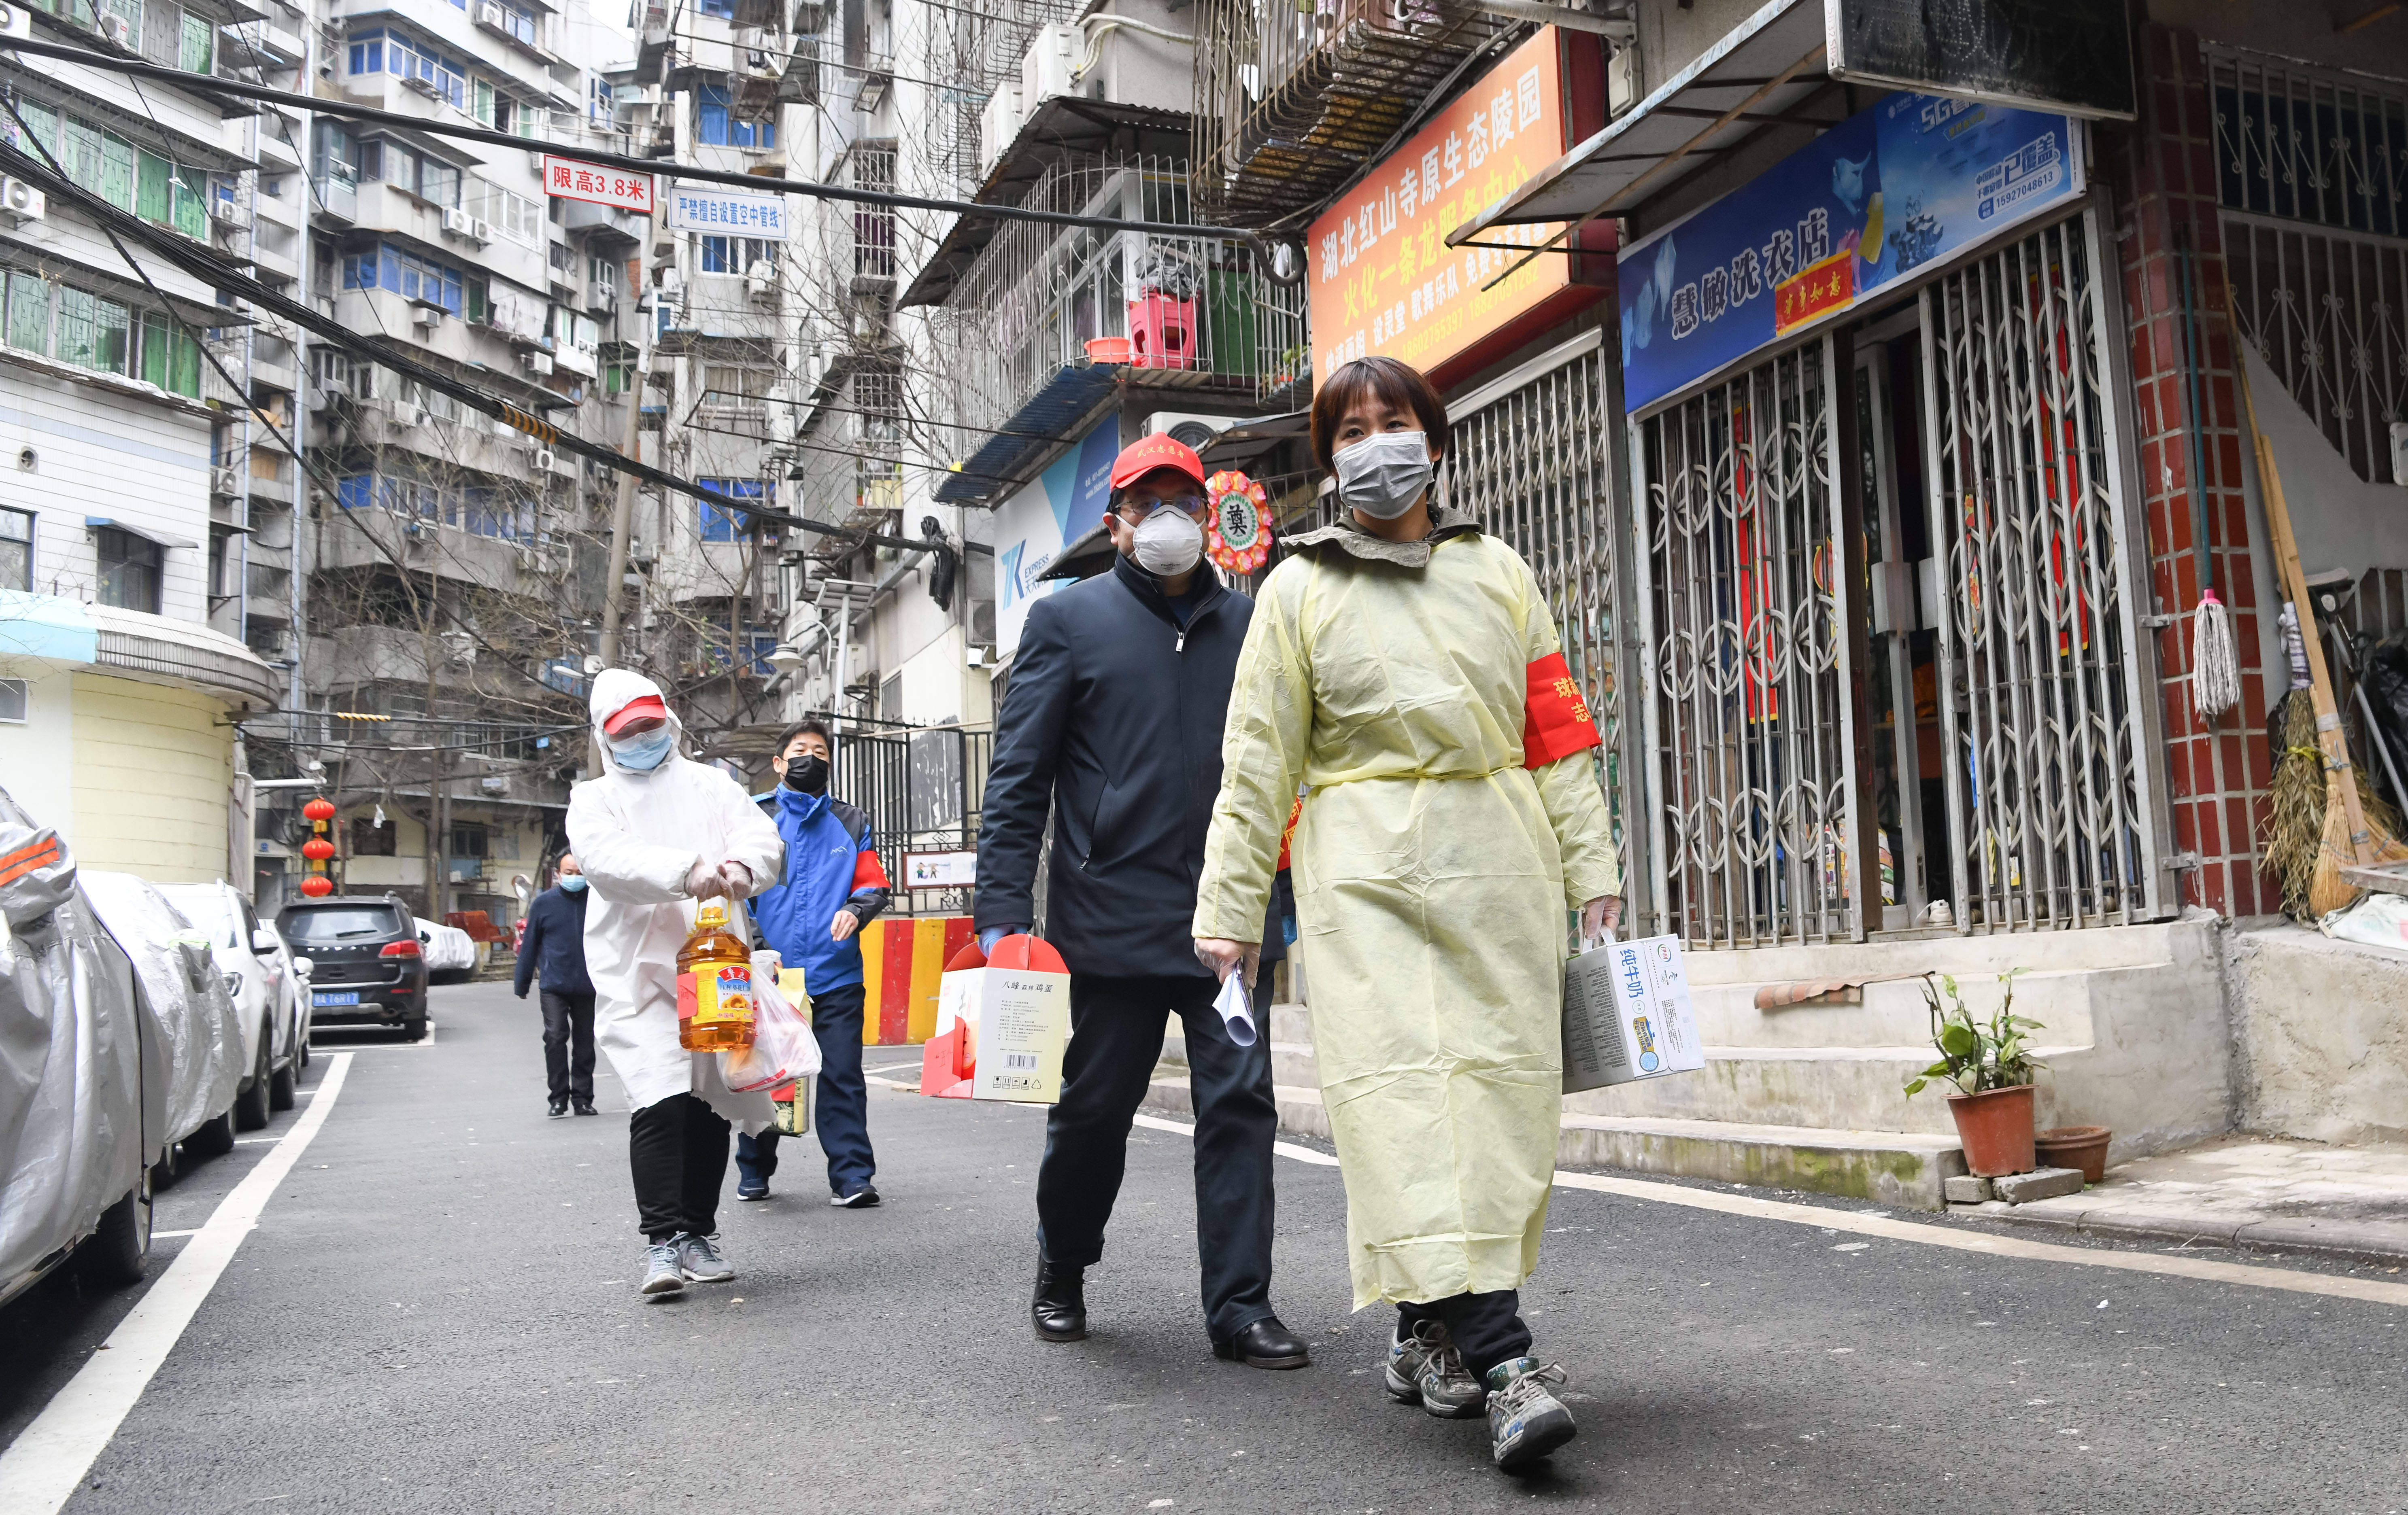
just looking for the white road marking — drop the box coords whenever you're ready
[861,1061,924,1076]
[149,1231,198,1239]
[0,1054,355,1515]
[1133,1112,2408,1309]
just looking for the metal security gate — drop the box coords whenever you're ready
[1632,337,1872,946]
[1439,331,1637,857]
[1917,214,2161,930]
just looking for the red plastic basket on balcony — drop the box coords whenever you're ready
[1127,295,1197,369]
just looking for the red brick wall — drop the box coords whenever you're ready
[2106,23,2275,918]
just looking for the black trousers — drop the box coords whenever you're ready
[734,980,873,1196]
[540,990,595,1103]
[629,1092,730,1242]
[1398,1290,1532,1380]
[1036,972,1278,1343]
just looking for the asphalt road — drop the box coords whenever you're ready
[5,977,2405,1514]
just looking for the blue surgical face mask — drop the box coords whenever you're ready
[610,727,674,772]
[558,875,588,893]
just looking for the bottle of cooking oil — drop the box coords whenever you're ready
[676,900,756,1051]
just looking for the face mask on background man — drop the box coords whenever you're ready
[558,875,588,893]
[1132,507,1204,577]
[782,754,830,795]
[1335,429,1434,520]
[610,727,674,772]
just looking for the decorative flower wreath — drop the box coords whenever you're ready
[1205,469,1270,574]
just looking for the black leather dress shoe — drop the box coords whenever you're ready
[1031,1261,1087,1342]
[1212,1316,1311,1370]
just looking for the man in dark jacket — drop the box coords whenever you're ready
[976,433,1303,1371]
[514,853,596,1118]
[739,719,892,1206]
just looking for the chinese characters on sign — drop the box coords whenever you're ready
[663,183,794,240]
[1305,27,1590,384]
[540,156,654,213]
[1617,91,2084,411]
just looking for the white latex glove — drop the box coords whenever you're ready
[683,859,727,900]
[1193,936,1260,989]
[1580,895,1623,946]
[717,860,754,899]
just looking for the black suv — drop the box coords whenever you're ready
[275,895,429,1040]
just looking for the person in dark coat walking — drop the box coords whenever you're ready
[975,433,1303,1371]
[515,853,597,1118]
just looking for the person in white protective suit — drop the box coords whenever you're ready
[568,669,786,1300]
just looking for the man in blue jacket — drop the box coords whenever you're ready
[514,853,596,1118]
[740,719,891,1205]
[975,434,1301,1370]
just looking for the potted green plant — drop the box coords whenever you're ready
[1904,970,2045,1177]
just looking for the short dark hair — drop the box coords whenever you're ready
[1309,355,1451,474]
[775,719,830,758]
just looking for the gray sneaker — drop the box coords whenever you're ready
[676,1231,734,1283]
[1485,1357,1577,1470]
[1384,1321,1485,1418]
[639,1240,685,1299]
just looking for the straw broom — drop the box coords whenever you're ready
[2231,312,2408,915]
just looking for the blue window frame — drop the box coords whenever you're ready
[346,30,384,74]
[338,242,465,315]
[697,0,735,17]
[695,84,773,150]
[697,478,764,542]
[698,236,775,274]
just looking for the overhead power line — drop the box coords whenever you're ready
[0,32,1307,282]
[0,128,961,558]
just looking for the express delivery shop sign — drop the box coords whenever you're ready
[1618,91,2085,412]
[1307,26,1595,385]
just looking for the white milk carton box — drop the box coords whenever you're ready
[933,959,1071,1104]
[1562,934,1706,1095]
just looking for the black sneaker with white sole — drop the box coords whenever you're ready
[830,1186,880,1209]
[1484,1358,1577,1470]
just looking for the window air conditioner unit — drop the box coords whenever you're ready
[474,2,505,28]
[402,404,429,427]
[745,259,776,299]
[412,306,443,330]
[525,352,554,375]
[0,3,31,41]
[98,13,134,48]
[210,466,240,498]
[534,448,557,471]
[1142,412,1232,451]
[471,218,492,243]
[210,198,249,227]
[442,207,475,236]
[0,176,45,223]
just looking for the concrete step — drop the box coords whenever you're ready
[1158,1035,1319,1089]
[1138,1076,1965,1210]
[1565,1043,2089,1137]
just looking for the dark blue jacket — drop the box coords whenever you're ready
[752,788,890,993]
[976,554,1284,978]
[513,884,592,997]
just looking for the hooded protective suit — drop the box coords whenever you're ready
[1193,507,1620,1310]
[567,670,785,1126]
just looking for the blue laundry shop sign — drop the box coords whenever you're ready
[1618,91,2085,412]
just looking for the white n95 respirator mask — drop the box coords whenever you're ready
[1132,507,1204,576]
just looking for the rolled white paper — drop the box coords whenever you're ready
[1213,972,1257,1047]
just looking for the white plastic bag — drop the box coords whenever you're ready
[718,972,821,1093]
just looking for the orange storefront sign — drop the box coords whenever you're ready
[1307,26,1608,388]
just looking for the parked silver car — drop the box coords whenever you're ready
[160,882,309,1119]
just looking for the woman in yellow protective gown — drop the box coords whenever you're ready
[1193,356,1622,1472]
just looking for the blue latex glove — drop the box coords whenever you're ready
[978,924,1025,955]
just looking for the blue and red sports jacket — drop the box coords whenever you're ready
[752,787,890,993]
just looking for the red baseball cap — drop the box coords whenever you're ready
[1109,435,1207,493]
[601,694,669,736]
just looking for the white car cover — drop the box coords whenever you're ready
[0,789,150,1303]
[414,918,479,973]
[567,670,784,1126]
[80,872,247,1147]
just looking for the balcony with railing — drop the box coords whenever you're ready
[1191,0,1505,227]
[932,155,1307,501]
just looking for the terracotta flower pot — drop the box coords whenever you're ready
[2036,1125,2111,1184]
[1946,1085,2036,1177]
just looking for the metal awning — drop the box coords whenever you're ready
[1198,408,1308,471]
[931,362,1122,503]
[1447,0,1830,244]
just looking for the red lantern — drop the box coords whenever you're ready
[302,796,337,823]
[298,874,335,898]
[301,836,337,862]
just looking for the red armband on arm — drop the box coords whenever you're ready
[1522,651,1602,770]
[1274,794,1303,873]
[851,848,890,891]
